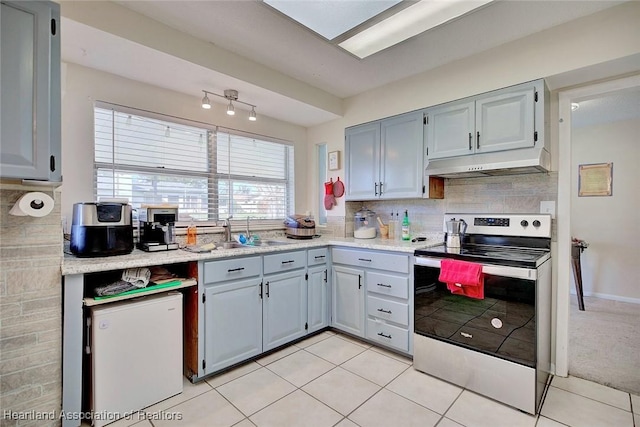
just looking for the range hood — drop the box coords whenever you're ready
[425,147,551,178]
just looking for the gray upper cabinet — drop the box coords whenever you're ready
[380,112,424,199]
[425,100,474,159]
[0,0,61,181]
[475,87,535,153]
[344,122,380,200]
[345,111,423,200]
[426,82,538,160]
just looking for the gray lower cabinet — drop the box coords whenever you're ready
[331,265,365,337]
[307,265,329,333]
[307,247,329,334]
[201,249,312,376]
[203,278,262,375]
[331,247,412,354]
[263,269,307,351]
[0,0,61,181]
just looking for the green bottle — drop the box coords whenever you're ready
[401,210,410,241]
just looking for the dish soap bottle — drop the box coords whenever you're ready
[187,220,197,246]
[402,210,410,241]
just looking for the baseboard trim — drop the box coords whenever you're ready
[570,291,640,305]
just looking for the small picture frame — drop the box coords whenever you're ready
[328,151,340,170]
[578,162,613,197]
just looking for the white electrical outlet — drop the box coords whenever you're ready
[540,201,556,219]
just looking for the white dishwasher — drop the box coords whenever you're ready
[90,292,183,426]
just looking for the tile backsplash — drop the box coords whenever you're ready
[344,172,558,239]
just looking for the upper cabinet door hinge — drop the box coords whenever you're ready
[534,91,538,102]
[534,131,538,142]
[423,114,428,125]
[305,273,308,281]
[202,293,206,304]
[305,322,308,330]
[422,185,426,194]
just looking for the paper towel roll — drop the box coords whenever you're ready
[9,192,54,217]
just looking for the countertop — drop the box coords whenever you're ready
[62,235,444,275]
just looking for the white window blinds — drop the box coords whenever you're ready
[94,104,294,223]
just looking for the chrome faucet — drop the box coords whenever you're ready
[222,215,233,242]
[246,216,252,238]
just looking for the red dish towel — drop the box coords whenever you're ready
[439,259,485,300]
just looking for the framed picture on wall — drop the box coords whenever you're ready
[328,151,340,170]
[578,162,613,197]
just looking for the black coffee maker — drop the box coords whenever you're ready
[138,206,179,251]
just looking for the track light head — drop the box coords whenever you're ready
[201,92,211,109]
[226,101,235,116]
[249,107,257,121]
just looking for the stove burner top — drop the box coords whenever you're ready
[415,244,550,268]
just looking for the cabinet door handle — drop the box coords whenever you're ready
[377,308,392,314]
[266,281,270,298]
[314,255,325,259]
[376,283,392,288]
[378,332,392,339]
[374,182,378,196]
[379,182,383,195]
[228,267,245,272]
[358,258,372,262]
[358,274,362,289]
[468,133,472,150]
[477,131,480,149]
[259,281,263,299]
[324,269,327,282]
[281,260,295,264]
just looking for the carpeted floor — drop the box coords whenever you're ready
[568,295,640,395]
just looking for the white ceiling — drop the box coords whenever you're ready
[61,0,626,127]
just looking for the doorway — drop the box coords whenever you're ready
[556,74,640,394]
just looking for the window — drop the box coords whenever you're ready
[317,143,327,225]
[94,104,294,223]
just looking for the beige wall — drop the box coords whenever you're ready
[61,62,309,224]
[305,1,640,217]
[0,184,62,426]
[571,118,640,301]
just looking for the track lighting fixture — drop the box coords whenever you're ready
[200,89,257,121]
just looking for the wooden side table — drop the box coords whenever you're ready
[571,240,588,311]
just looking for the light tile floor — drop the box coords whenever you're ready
[103,331,639,427]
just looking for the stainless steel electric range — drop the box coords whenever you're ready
[413,213,552,414]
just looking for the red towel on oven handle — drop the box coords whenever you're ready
[439,258,485,300]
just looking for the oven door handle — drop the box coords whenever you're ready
[414,256,537,280]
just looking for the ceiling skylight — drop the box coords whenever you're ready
[264,0,493,59]
[264,0,401,40]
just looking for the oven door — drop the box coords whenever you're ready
[414,256,537,367]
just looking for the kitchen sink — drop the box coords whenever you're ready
[217,239,294,249]
[251,239,294,247]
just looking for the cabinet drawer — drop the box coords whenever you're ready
[307,248,328,266]
[366,319,409,353]
[367,296,409,327]
[332,248,409,274]
[264,250,306,274]
[366,271,409,299]
[204,256,261,284]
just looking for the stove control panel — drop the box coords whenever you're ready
[444,213,551,238]
[474,217,510,227]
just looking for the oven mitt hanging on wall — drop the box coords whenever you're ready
[333,177,345,198]
[324,179,336,210]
